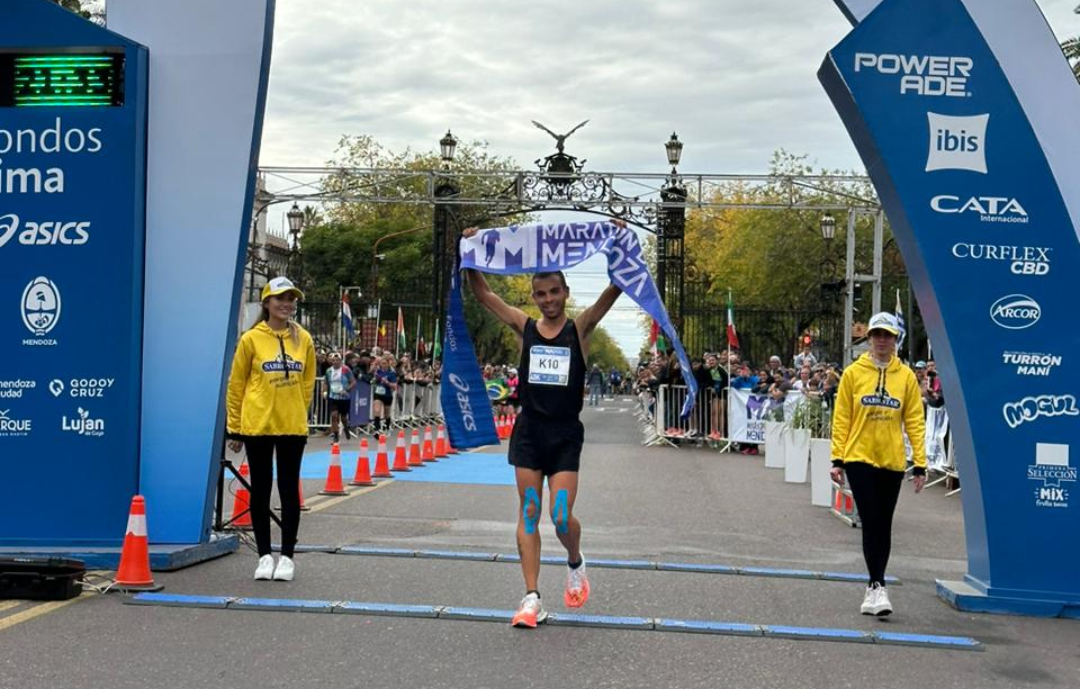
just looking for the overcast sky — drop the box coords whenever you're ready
[256,0,1078,360]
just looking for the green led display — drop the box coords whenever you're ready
[0,53,124,107]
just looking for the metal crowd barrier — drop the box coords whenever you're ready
[650,385,733,450]
[308,378,443,430]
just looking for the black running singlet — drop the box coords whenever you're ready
[517,318,586,420]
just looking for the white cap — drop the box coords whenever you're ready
[867,312,901,337]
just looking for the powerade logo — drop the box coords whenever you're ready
[990,294,1041,330]
[926,112,987,173]
[853,53,972,97]
[930,195,1028,223]
[0,214,90,248]
[1002,394,1078,429]
[448,373,477,431]
[1003,351,1063,377]
[951,243,1051,276]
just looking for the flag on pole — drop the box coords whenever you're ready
[726,290,740,349]
[649,319,666,357]
[415,313,422,359]
[396,307,406,356]
[895,288,906,349]
[433,321,442,359]
[341,291,355,341]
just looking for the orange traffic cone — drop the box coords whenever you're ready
[391,430,411,472]
[435,425,448,458]
[408,429,424,467]
[351,439,375,486]
[320,443,348,495]
[373,435,393,478]
[421,426,436,462]
[230,462,253,529]
[447,430,459,454]
[114,495,162,591]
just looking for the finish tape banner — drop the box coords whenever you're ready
[440,220,696,449]
[822,0,1080,614]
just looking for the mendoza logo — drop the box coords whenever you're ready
[21,276,61,344]
[951,243,1051,276]
[0,214,90,248]
[990,294,1040,330]
[0,379,36,400]
[930,195,1028,223]
[853,53,972,97]
[926,113,987,173]
[1002,394,1078,429]
[61,407,105,437]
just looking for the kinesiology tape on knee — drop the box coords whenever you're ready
[552,489,568,534]
[522,487,541,535]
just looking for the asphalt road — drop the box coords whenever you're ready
[1,398,1077,689]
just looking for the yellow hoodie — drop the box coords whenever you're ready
[831,352,926,473]
[226,321,317,437]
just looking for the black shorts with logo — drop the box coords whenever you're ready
[508,412,584,476]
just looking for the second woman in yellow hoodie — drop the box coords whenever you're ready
[831,311,926,617]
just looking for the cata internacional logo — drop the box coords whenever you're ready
[21,276,61,336]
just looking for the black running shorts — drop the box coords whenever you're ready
[329,398,350,417]
[508,413,584,476]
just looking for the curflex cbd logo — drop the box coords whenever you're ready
[989,294,1041,330]
[952,244,1051,276]
[854,53,972,97]
[926,112,987,173]
[1003,394,1078,429]
[930,195,1028,223]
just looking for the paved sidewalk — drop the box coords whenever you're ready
[1,398,1077,689]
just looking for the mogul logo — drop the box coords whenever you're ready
[930,195,1028,223]
[0,379,36,400]
[1028,443,1075,508]
[926,112,988,173]
[21,276,61,345]
[1003,351,1063,377]
[0,214,91,248]
[0,409,32,437]
[1002,394,1078,429]
[448,373,477,431]
[990,294,1041,330]
[853,53,972,97]
[61,407,105,437]
[951,243,1051,276]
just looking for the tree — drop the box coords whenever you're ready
[48,0,104,22]
[1065,5,1080,81]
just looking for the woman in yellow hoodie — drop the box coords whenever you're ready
[226,277,317,582]
[830,312,926,617]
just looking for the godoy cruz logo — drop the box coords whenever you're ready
[0,214,90,248]
[21,276,61,337]
[1002,394,1078,429]
[448,373,478,432]
[926,112,988,173]
[989,294,1041,330]
[853,53,972,97]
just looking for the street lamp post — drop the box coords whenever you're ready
[286,201,305,288]
[658,133,687,340]
[433,130,459,341]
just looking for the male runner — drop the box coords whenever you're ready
[463,223,623,628]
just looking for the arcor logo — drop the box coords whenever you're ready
[989,294,1041,330]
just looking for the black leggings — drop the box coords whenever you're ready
[245,435,306,558]
[844,462,904,586]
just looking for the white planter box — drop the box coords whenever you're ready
[810,438,833,506]
[784,428,811,483]
[764,421,786,469]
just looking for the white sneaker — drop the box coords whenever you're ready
[273,555,295,581]
[874,586,893,616]
[860,585,877,615]
[254,554,275,581]
[565,557,591,608]
[511,592,547,628]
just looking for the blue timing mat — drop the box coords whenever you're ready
[298,448,515,486]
